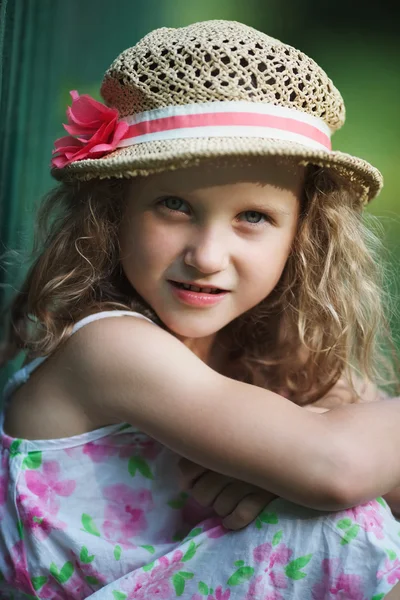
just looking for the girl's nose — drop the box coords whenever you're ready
[183,229,229,274]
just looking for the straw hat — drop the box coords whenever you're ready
[51,20,383,203]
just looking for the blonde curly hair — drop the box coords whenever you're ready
[1,162,399,404]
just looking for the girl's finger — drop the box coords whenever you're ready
[178,458,208,490]
[213,481,272,517]
[190,470,235,507]
[222,492,277,530]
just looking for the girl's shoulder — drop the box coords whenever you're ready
[3,311,157,440]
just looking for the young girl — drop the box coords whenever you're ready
[1,18,400,600]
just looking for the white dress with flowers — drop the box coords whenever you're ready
[0,310,399,600]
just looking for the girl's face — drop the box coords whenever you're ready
[120,160,303,344]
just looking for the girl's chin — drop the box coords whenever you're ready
[160,314,227,340]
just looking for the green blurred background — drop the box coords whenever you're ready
[1,0,399,391]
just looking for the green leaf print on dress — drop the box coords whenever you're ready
[31,576,47,591]
[81,513,101,537]
[22,451,42,470]
[168,492,189,509]
[112,591,127,600]
[182,541,199,562]
[50,560,74,584]
[285,554,313,580]
[337,517,361,544]
[139,544,155,554]
[80,546,95,563]
[272,530,283,546]
[172,571,194,596]
[255,509,278,529]
[9,439,22,458]
[227,565,255,586]
[128,456,154,479]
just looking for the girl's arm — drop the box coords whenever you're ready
[69,317,400,512]
[312,376,400,516]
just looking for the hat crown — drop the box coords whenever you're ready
[101,20,345,132]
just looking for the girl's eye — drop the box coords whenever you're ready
[160,197,190,213]
[240,211,271,226]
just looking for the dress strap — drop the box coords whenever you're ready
[1,310,156,404]
[69,310,155,336]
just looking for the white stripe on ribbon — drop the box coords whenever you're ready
[117,101,332,152]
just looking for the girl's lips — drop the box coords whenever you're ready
[168,281,229,307]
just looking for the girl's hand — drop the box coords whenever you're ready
[178,457,277,530]
[178,404,328,530]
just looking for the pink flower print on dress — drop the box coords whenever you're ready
[83,440,119,463]
[102,483,154,547]
[5,540,37,596]
[202,516,230,539]
[378,557,400,586]
[38,549,106,599]
[244,541,294,599]
[40,572,94,600]
[311,558,367,600]
[81,434,161,463]
[0,453,9,522]
[252,541,293,591]
[17,492,68,541]
[191,586,231,600]
[341,500,385,540]
[69,549,108,592]
[355,508,384,539]
[24,460,76,514]
[245,575,284,600]
[119,549,185,600]
[210,586,231,600]
[117,435,163,461]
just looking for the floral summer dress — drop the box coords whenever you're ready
[0,310,399,600]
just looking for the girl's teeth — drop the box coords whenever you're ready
[179,283,220,293]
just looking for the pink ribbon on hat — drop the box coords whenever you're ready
[52,91,332,169]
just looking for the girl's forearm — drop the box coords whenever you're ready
[323,398,400,506]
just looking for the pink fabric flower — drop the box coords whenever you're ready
[51,90,129,168]
[24,460,76,514]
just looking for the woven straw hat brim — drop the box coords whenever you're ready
[51,137,382,203]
